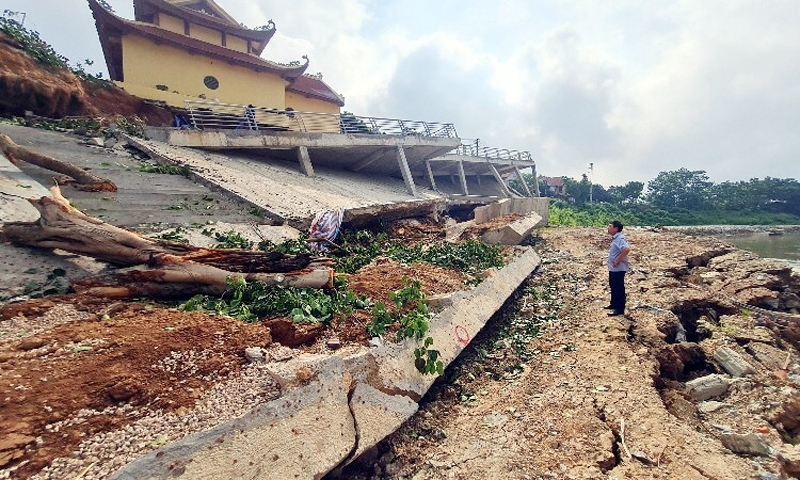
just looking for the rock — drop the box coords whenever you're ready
[106,378,141,402]
[686,374,730,401]
[778,444,800,477]
[714,346,756,377]
[655,343,707,380]
[87,137,105,147]
[264,318,324,347]
[719,433,772,457]
[424,293,455,310]
[16,337,46,351]
[244,347,265,363]
[698,401,727,414]
[481,413,508,428]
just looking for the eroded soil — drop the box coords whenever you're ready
[341,227,800,480]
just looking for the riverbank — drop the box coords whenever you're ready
[341,227,800,479]
[667,224,800,236]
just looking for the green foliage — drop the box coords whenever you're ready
[139,163,191,176]
[151,226,188,243]
[366,302,392,338]
[1,11,67,69]
[414,337,444,375]
[1,11,105,81]
[201,227,253,250]
[548,199,800,227]
[180,276,369,324]
[20,268,71,298]
[646,168,713,210]
[257,233,313,255]
[332,230,504,276]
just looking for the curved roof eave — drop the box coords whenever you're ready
[133,0,274,53]
[89,0,307,80]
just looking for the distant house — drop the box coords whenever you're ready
[543,176,565,197]
[87,0,344,114]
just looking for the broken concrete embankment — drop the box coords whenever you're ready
[110,248,541,480]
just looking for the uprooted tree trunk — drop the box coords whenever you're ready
[0,132,117,192]
[1,187,333,298]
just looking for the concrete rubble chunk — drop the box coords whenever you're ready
[473,197,550,225]
[686,374,730,401]
[698,400,727,413]
[719,433,772,457]
[481,212,543,245]
[714,346,756,377]
[244,347,265,363]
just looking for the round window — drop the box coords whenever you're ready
[203,76,219,90]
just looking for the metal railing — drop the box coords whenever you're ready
[183,101,458,138]
[450,138,533,163]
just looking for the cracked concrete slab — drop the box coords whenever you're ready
[110,356,355,480]
[108,247,541,479]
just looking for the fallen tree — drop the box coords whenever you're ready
[1,186,333,298]
[0,132,117,192]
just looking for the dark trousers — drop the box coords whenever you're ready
[608,271,626,312]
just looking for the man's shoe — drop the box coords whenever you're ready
[603,305,615,310]
[607,311,624,317]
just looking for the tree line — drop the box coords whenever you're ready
[509,168,800,226]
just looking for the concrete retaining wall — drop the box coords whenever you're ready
[110,248,541,480]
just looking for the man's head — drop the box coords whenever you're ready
[607,220,624,236]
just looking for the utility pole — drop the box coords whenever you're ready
[589,162,594,203]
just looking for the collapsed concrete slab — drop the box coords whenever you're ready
[109,247,542,479]
[481,212,543,245]
[110,357,355,480]
[473,197,550,225]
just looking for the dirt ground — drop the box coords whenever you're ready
[340,227,800,480]
[2,226,800,479]
[0,249,470,479]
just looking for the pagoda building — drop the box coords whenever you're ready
[87,0,344,113]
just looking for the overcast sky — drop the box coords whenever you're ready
[6,0,800,187]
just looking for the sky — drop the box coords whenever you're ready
[4,0,800,188]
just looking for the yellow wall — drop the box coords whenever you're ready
[120,34,287,108]
[190,23,222,45]
[226,34,248,53]
[158,12,185,35]
[285,92,341,132]
[285,92,341,115]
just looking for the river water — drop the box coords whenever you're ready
[724,232,800,262]
[668,226,800,271]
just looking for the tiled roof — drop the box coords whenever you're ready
[89,0,307,80]
[132,0,274,54]
[546,177,564,187]
[287,75,345,107]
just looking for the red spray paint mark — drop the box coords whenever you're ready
[455,325,470,346]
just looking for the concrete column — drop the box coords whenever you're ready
[514,165,531,196]
[458,160,469,195]
[531,163,540,197]
[488,163,512,197]
[296,145,315,177]
[425,160,438,191]
[396,145,418,197]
